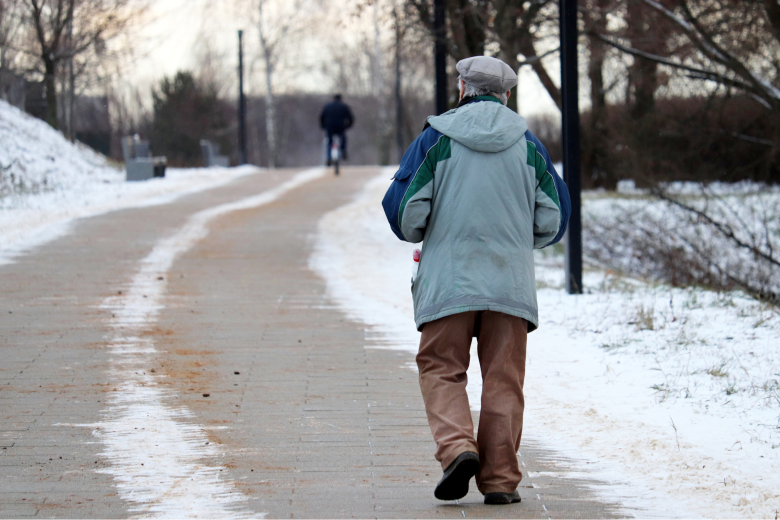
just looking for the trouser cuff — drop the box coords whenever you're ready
[440,443,479,471]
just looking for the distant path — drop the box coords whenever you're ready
[0,167,624,518]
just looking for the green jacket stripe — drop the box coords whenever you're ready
[398,135,451,231]
[526,140,561,210]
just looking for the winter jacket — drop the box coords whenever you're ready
[382,96,570,332]
[320,100,354,133]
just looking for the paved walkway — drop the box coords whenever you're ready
[1,167,623,518]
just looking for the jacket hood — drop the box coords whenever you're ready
[426,98,528,153]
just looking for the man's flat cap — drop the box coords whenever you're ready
[456,56,518,93]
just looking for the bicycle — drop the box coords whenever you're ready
[329,134,341,176]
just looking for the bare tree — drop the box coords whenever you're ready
[407,0,562,112]
[17,0,144,130]
[582,0,610,184]
[598,0,780,116]
[316,2,390,164]
[0,0,25,109]
[0,0,23,69]
[252,0,318,168]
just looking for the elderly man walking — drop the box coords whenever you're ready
[382,56,570,504]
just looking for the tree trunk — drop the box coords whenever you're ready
[67,58,74,140]
[584,0,611,188]
[264,54,277,168]
[627,0,659,120]
[630,58,658,120]
[447,0,486,58]
[374,2,391,165]
[497,45,520,113]
[66,15,74,141]
[44,56,58,130]
[394,4,404,162]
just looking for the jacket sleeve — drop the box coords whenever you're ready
[382,127,450,243]
[525,130,571,249]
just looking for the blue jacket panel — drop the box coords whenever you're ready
[382,126,444,241]
[524,130,571,246]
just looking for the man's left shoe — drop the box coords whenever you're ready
[434,451,480,501]
[484,489,521,504]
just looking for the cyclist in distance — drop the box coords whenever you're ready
[320,94,354,165]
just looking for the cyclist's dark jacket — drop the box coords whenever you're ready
[320,100,354,133]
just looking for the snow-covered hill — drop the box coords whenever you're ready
[0,99,119,199]
[0,99,258,265]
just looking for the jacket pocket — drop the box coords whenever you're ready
[382,166,416,240]
[393,166,414,181]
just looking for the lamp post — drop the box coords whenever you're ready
[560,0,583,294]
[433,0,447,115]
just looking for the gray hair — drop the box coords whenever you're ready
[462,81,508,105]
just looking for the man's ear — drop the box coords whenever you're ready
[506,90,512,99]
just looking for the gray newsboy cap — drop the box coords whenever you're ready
[456,56,518,93]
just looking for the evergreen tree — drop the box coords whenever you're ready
[151,71,233,166]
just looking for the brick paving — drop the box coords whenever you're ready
[1,167,625,518]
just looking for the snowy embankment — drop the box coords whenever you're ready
[0,99,258,264]
[311,170,780,518]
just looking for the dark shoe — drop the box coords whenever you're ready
[484,489,521,504]
[434,451,480,501]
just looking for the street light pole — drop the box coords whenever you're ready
[560,0,583,294]
[238,30,247,166]
[433,0,447,115]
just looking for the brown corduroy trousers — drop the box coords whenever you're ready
[416,310,528,495]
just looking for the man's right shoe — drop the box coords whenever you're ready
[484,489,522,504]
[434,451,480,501]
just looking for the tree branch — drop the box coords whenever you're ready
[673,230,778,302]
[517,36,561,110]
[651,188,780,269]
[517,45,559,66]
[28,0,49,54]
[597,33,771,106]
[638,0,780,107]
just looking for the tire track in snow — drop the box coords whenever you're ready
[90,168,326,517]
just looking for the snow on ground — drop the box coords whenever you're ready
[88,168,324,517]
[0,99,260,265]
[582,184,780,300]
[1,98,112,198]
[311,170,780,518]
[3,98,778,516]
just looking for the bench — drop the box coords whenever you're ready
[122,135,167,181]
[200,139,230,167]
